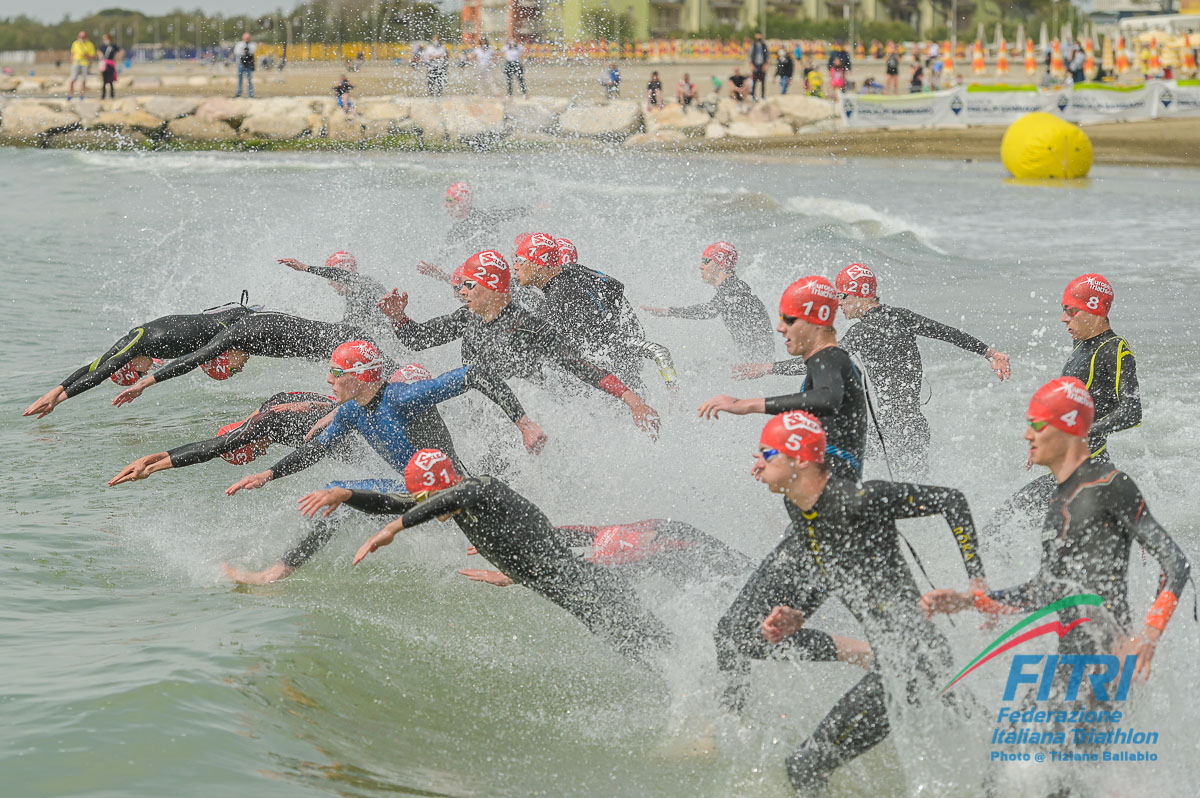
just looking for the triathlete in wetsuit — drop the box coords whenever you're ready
[924,377,1188,711]
[987,274,1141,532]
[761,264,1010,476]
[511,233,678,396]
[222,342,546,584]
[720,411,988,793]
[416,182,531,284]
[112,311,390,407]
[347,449,672,664]
[378,250,661,434]
[699,276,867,480]
[23,301,254,418]
[641,241,775,362]
[277,251,389,333]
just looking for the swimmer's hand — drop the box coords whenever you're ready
[516,416,548,454]
[222,561,294,585]
[416,261,452,283]
[227,469,273,496]
[109,452,171,486]
[277,257,310,272]
[458,568,514,587]
[731,362,773,381]
[762,605,807,644]
[640,305,671,317]
[112,376,155,407]
[623,392,660,438]
[697,395,762,419]
[298,486,351,518]
[919,588,973,617]
[23,386,67,418]
[376,289,409,322]
[985,348,1011,381]
[1114,627,1161,683]
[354,518,404,565]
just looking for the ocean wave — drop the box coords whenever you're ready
[784,196,945,253]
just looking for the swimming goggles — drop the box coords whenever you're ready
[1027,420,1050,432]
[329,359,384,378]
[760,447,782,461]
[779,313,799,325]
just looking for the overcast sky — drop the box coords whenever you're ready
[14,2,458,25]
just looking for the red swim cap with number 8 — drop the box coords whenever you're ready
[1062,274,1113,317]
[761,410,827,463]
[780,276,838,326]
[405,449,460,495]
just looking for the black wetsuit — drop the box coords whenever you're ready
[391,302,630,399]
[302,265,389,333]
[715,479,986,791]
[763,346,867,480]
[556,519,752,585]
[58,304,254,398]
[167,391,338,468]
[664,275,774,361]
[347,477,672,663]
[444,207,530,253]
[777,304,994,475]
[521,264,677,393]
[150,312,387,385]
[988,329,1141,532]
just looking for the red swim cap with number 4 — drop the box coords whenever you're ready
[780,276,838,326]
[554,237,578,265]
[760,410,827,463]
[330,340,385,382]
[201,352,240,381]
[324,251,358,273]
[1028,377,1095,437]
[217,419,262,465]
[702,241,738,270]
[835,263,877,298]
[1062,274,1114,317]
[405,448,460,494]
[453,250,511,292]
[515,232,558,267]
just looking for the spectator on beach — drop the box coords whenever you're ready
[425,36,449,96]
[827,40,851,98]
[502,39,527,98]
[67,31,95,101]
[750,32,769,99]
[99,33,120,99]
[333,75,356,114]
[474,37,498,95]
[601,62,620,98]
[775,49,794,94]
[926,40,940,68]
[805,62,823,97]
[728,66,749,101]
[646,70,664,110]
[233,33,256,98]
[1068,44,1086,83]
[910,62,925,92]
[884,43,900,94]
[676,72,697,109]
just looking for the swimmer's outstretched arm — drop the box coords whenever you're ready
[221,562,294,585]
[109,452,172,486]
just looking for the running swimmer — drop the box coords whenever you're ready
[922,376,1188,703]
[641,241,775,362]
[346,449,672,664]
[23,302,255,418]
[378,251,661,434]
[111,312,391,407]
[276,251,390,333]
[512,233,678,396]
[738,264,1011,476]
[221,343,546,584]
[718,410,989,793]
[698,276,867,480]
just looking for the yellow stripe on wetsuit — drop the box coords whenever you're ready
[88,327,145,371]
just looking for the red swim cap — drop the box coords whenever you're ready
[217,419,262,465]
[592,526,648,565]
[702,241,738,270]
[110,357,163,385]
[1062,273,1113,317]
[389,363,433,384]
[330,340,385,382]
[513,232,534,253]
[201,352,239,381]
[515,232,558,267]
[405,448,460,495]
[446,181,472,204]
[779,276,838,326]
[554,237,578,265]
[760,410,826,463]
[324,251,358,273]
[835,263,877,298]
[1028,377,1094,437]
[453,250,511,292]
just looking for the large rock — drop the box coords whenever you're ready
[0,100,79,139]
[128,76,162,89]
[704,121,728,140]
[186,75,211,87]
[625,129,688,148]
[88,109,166,136]
[240,110,311,140]
[50,128,147,149]
[409,98,505,143]
[766,94,837,128]
[407,98,443,137]
[504,96,566,134]
[0,77,19,92]
[116,95,199,120]
[194,97,254,127]
[359,98,410,123]
[167,116,237,141]
[161,75,190,87]
[725,119,795,139]
[558,100,642,140]
[325,113,365,142]
[644,103,707,136]
[16,80,45,93]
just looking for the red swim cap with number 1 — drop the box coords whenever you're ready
[779,276,838,326]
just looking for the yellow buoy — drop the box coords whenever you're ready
[1001,112,1093,179]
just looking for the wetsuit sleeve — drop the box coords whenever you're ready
[1092,340,1141,440]
[899,307,990,356]
[623,338,678,386]
[265,411,347,478]
[555,525,601,546]
[398,482,482,529]
[529,319,632,398]
[60,327,145,397]
[771,358,808,376]
[464,365,527,422]
[866,482,986,581]
[665,298,720,320]
[763,355,844,415]
[305,266,380,289]
[168,436,231,468]
[1133,508,1191,630]
[392,306,471,350]
[151,327,242,383]
[344,490,418,515]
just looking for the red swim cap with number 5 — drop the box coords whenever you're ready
[780,276,838,326]
[760,410,827,463]
[405,449,460,495]
[1062,274,1113,317]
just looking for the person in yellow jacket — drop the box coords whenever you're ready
[68,31,96,100]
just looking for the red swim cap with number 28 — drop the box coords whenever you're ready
[835,263,877,298]
[780,276,838,326]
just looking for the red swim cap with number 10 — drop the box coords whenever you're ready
[780,276,838,326]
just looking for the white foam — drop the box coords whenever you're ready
[784,195,945,251]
